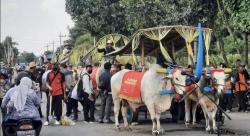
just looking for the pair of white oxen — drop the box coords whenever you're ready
[111,64,227,136]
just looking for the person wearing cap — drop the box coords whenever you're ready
[234,63,250,112]
[15,62,37,85]
[97,40,115,55]
[98,62,113,123]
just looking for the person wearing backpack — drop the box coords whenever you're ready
[81,65,95,123]
[45,64,66,125]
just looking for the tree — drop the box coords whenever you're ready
[215,0,250,65]
[65,0,217,39]
[18,52,36,63]
[1,36,19,66]
[75,33,94,47]
[66,0,128,39]
[225,0,250,65]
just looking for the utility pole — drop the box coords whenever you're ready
[59,32,66,52]
[52,40,55,53]
[45,44,49,51]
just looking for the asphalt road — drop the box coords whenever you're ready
[1,92,250,136]
[38,91,250,136]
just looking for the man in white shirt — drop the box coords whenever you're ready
[81,65,95,123]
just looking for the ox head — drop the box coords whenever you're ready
[165,68,196,95]
[210,69,227,96]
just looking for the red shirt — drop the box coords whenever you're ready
[47,72,65,96]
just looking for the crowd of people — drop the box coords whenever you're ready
[0,55,250,135]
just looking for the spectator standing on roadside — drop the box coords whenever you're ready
[60,64,77,120]
[98,62,113,123]
[234,63,250,112]
[81,65,95,123]
[45,64,66,125]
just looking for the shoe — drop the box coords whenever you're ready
[98,119,104,123]
[43,121,49,126]
[226,110,231,113]
[54,120,60,125]
[244,110,248,113]
[89,121,95,124]
[104,119,114,124]
[83,121,89,124]
[131,122,139,126]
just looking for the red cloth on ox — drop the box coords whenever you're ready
[120,71,144,103]
[185,84,196,92]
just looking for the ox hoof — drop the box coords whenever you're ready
[213,128,218,134]
[185,122,191,128]
[124,127,132,131]
[115,125,121,131]
[206,129,212,134]
[152,130,160,136]
[192,122,197,127]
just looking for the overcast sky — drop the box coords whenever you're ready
[1,0,74,55]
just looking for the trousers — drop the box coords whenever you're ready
[52,95,63,121]
[82,93,95,122]
[99,92,112,120]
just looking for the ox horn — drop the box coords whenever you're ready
[194,23,204,82]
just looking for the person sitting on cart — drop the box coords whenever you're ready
[97,40,115,55]
[97,40,116,63]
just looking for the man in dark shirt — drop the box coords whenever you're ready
[97,40,116,63]
[97,40,115,55]
[98,62,113,123]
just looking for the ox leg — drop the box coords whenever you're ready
[121,100,131,131]
[192,102,198,126]
[113,99,121,130]
[147,105,158,136]
[156,112,164,135]
[206,112,213,133]
[200,104,210,132]
[212,108,218,133]
[184,99,191,126]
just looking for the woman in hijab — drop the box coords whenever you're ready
[1,77,42,136]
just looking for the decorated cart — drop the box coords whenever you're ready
[106,25,213,68]
[69,34,129,65]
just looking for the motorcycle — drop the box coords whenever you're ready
[3,118,36,136]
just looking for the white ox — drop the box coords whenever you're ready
[184,69,226,133]
[111,64,187,135]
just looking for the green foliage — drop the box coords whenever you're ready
[224,35,244,54]
[65,0,217,38]
[1,36,19,66]
[18,52,36,63]
[75,33,94,46]
[66,0,128,38]
[224,0,250,32]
